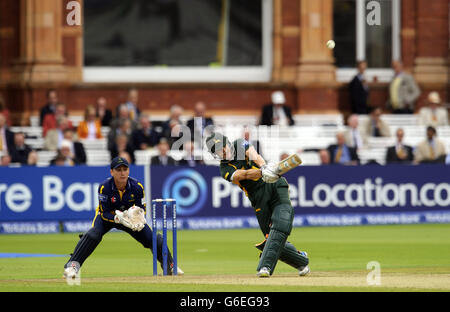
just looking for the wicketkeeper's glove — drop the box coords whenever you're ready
[114,206,146,232]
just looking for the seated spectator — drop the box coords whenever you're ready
[414,126,447,164]
[42,103,73,137]
[162,105,185,146]
[344,114,366,150]
[388,61,421,114]
[385,128,414,164]
[0,112,14,155]
[327,132,360,166]
[132,114,160,150]
[50,140,79,166]
[0,95,12,127]
[178,141,203,167]
[77,105,103,140]
[418,92,448,127]
[96,97,113,127]
[363,107,391,137]
[10,132,38,165]
[118,151,133,165]
[260,91,295,126]
[110,104,138,132]
[108,118,134,151]
[349,60,370,115]
[187,101,214,143]
[109,133,135,164]
[45,115,72,151]
[40,89,59,126]
[118,88,140,122]
[151,138,177,166]
[1,154,11,166]
[63,128,87,164]
[279,152,289,162]
[319,149,331,165]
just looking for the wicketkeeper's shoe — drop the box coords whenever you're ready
[63,261,80,279]
[172,266,184,276]
[257,267,271,278]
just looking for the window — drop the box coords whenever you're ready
[83,0,272,83]
[333,0,401,82]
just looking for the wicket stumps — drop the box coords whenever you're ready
[151,198,178,276]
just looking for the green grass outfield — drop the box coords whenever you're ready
[0,223,449,292]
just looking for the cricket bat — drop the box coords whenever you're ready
[276,153,302,175]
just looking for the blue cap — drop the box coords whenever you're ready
[110,157,129,170]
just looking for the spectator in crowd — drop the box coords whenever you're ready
[418,92,448,127]
[131,114,160,150]
[151,138,177,166]
[0,95,12,127]
[108,118,134,151]
[96,96,113,127]
[109,133,135,164]
[50,140,79,166]
[42,103,73,137]
[388,61,421,114]
[363,107,391,138]
[243,125,263,157]
[0,112,14,155]
[187,101,214,143]
[40,89,60,126]
[77,105,103,140]
[414,126,447,164]
[110,104,138,131]
[162,104,184,145]
[260,91,295,126]
[45,115,72,151]
[319,149,331,165]
[344,114,366,150]
[349,60,370,114]
[62,128,87,164]
[279,152,289,161]
[385,128,414,164]
[118,88,140,121]
[1,154,11,166]
[327,132,360,166]
[10,132,38,165]
[178,141,203,167]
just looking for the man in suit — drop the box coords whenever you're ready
[327,132,359,166]
[96,97,113,127]
[151,138,177,166]
[117,88,140,122]
[349,61,370,114]
[50,139,81,166]
[385,128,414,164]
[418,92,448,127]
[132,114,160,150]
[62,128,87,164]
[0,112,14,155]
[187,101,214,142]
[388,61,421,114]
[363,107,391,138]
[40,89,59,126]
[260,91,295,126]
[10,132,38,165]
[414,126,447,164]
[344,114,366,150]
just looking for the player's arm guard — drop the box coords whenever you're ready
[261,162,280,183]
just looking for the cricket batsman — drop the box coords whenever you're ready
[63,157,183,278]
[206,133,309,277]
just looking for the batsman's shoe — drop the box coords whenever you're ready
[172,266,185,276]
[63,261,80,279]
[257,267,271,278]
[298,251,310,276]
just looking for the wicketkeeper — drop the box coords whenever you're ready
[206,133,309,277]
[63,157,183,278]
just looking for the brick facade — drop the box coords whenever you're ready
[0,0,448,125]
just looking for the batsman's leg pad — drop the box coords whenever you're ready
[66,227,102,267]
[270,204,294,235]
[255,240,309,269]
[256,228,287,275]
